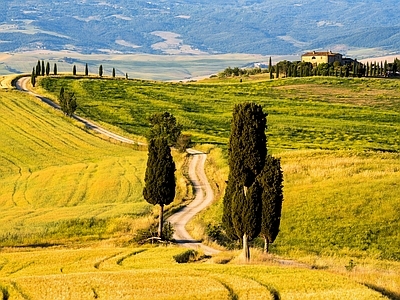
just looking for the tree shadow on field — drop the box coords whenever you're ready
[364,283,400,300]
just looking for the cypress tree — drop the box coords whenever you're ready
[384,60,388,75]
[223,103,267,261]
[258,155,284,253]
[73,65,77,76]
[46,62,50,76]
[112,67,116,78]
[36,60,41,76]
[99,65,103,77]
[41,61,45,76]
[54,63,58,75]
[85,63,89,76]
[269,57,273,79]
[276,65,279,78]
[366,62,369,77]
[143,138,176,239]
[31,68,36,87]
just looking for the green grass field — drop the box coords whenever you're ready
[37,76,400,153]
[1,74,399,298]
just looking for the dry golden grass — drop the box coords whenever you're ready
[0,246,386,299]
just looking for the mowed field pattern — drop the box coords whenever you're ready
[0,247,386,299]
[0,86,151,244]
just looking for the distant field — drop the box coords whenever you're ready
[0,51,278,81]
[39,76,400,152]
[0,246,387,299]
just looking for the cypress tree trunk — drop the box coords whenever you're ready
[158,204,164,239]
[243,233,250,262]
[264,236,269,253]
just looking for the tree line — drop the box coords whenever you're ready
[218,57,400,79]
[31,60,129,87]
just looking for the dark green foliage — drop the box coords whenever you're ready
[53,63,57,75]
[58,87,77,117]
[36,60,41,76]
[173,250,199,263]
[143,138,176,206]
[231,183,262,241]
[41,60,45,76]
[228,103,267,187]
[46,62,50,76]
[112,67,116,78]
[99,65,103,77]
[73,65,77,76]
[143,138,176,238]
[258,155,284,252]
[147,112,183,147]
[223,103,267,260]
[85,63,89,76]
[31,68,36,87]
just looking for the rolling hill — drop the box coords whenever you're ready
[0,74,399,297]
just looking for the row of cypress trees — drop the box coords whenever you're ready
[31,61,127,87]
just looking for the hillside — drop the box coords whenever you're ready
[0,84,154,245]
[0,74,399,297]
[1,0,399,57]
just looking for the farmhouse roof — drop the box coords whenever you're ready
[302,51,341,57]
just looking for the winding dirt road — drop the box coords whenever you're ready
[14,76,219,255]
[167,149,220,255]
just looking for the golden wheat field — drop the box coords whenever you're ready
[0,246,388,300]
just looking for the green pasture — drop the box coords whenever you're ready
[194,148,400,259]
[38,76,400,152]
[0,246,387,299]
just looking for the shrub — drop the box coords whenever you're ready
[173,250,198,263]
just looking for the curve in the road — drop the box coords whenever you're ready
[167,149,220,255]
[15,76,142,145]
[14,75,219,255]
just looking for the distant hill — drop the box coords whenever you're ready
[1,0,399,57]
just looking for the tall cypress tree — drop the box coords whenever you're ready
[54,63,58,75]
[269,56,273,79]
[73,65,77,76]
[31,68,36,87]
[46,62,50,76]
[99,65,103,77]
[85,63,89,76]
[41,61,45,76]
[223,102,267,261]
[143,138,176,239]
[36,60,41,76]
[112,67,116,78]
[258,155,284,253]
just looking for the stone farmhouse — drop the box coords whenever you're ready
[301,51,343,65]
